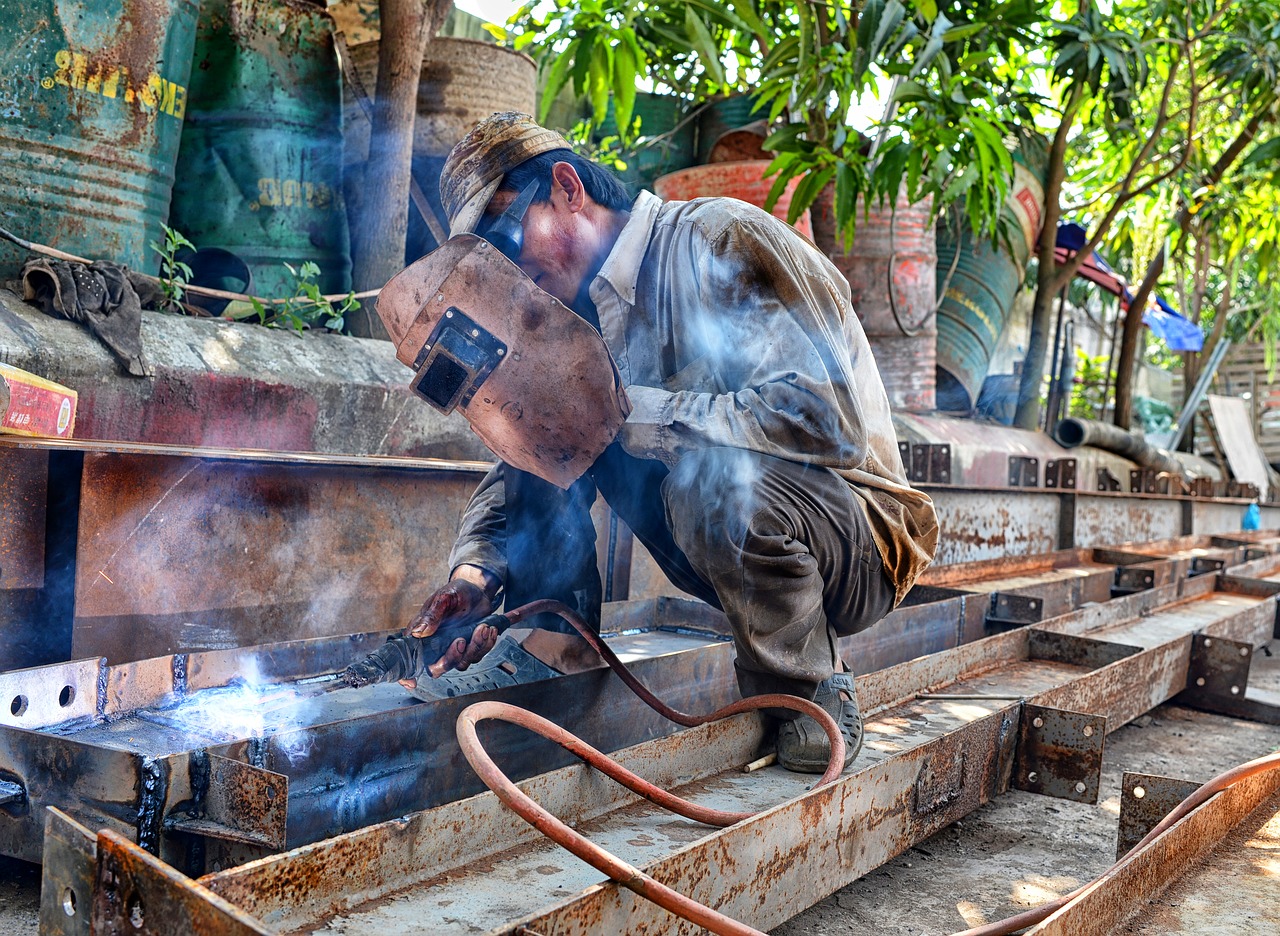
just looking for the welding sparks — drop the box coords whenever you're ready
[153,658,329,764]
[96,570,114,585]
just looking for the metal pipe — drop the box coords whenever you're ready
[1055,416,1187,476]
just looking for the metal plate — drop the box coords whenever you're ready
[39,808,96,936]
[1013,704,1107,803]
[72,451,479,663]
[92,829,273,935]
[166,755,288,850]
[1116,772,1202,859]
[0,658,102,729]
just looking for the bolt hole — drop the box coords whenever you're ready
[9,696,27,717]
[1240,647,1250,657]
[1133,785,1146,799]
[58,685,75,708]
[127,894,144,929]
[1027,771,1038,783]
[1231,685,1240,695]
[266,786,276,800]
[1196,677,1206,687]
[62,888,76,917]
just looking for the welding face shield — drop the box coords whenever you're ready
[376,235,630,489]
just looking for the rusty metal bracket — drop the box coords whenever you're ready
[1189,556,1226,577]
[985,592,1044,633]
[165,754,288,851]
[1028,631,1141,670]
[1045,458,1077,489]
[1012,704,1107,803]
[1112,566,1156,598]
[1096,467,1122,492]
[1182,633,1251,702]
[1008,455,1039,488]
[904,443,952,484]
[93,828,273,935]
[40,808,97,936]
[1116,772,1202,859]
[1189,476,1215,498]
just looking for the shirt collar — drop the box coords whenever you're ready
[592,190,662,307]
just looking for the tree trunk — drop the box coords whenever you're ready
[1112,105,1272,426]
[1014,87,1082,430]
[348,0,454,339]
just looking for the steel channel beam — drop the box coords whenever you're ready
[51,572,1278,934]
[1030,768,1280,935]
[2,593,978,868]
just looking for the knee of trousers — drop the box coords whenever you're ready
[661,447,767,550]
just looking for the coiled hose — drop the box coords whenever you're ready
[455,598,847,936]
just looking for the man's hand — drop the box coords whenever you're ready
[398,567,502,689]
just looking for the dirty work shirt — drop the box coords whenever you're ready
[449,190,938,631]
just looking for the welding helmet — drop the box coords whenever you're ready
[376,236,630,489]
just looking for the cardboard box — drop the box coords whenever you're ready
[0,362,77,439]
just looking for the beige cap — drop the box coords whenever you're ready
[440,112,573,238]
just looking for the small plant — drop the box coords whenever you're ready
[243,261,358,334]
[149,224,195,311]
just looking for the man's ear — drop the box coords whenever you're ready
[551,161,587,213]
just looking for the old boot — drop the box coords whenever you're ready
[775,672,863,773]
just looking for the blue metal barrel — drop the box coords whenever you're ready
[935,139,1049,411]
[169,0,350,298]
[0,0,200,277]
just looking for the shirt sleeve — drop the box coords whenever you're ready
[447,461,508,585]
[618,215,869,469]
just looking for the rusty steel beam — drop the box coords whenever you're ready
[31,566,1278,935]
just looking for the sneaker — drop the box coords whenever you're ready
[406,632,562,701]
[775,672,863,773]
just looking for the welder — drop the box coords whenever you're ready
[375,112,939,773]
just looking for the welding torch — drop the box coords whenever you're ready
[340,611,516,688]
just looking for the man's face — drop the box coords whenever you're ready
[482,163,596,310]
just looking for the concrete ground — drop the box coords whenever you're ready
[3,642,1278,936]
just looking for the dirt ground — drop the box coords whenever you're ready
[2,642,1278,936]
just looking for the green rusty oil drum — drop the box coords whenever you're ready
[0,0,200,277]
[169,0,350,298]
[935,138,1050,411]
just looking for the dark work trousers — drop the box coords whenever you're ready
[501,442,897,701]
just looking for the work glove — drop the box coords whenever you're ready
[398,579,500,687]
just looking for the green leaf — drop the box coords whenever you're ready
[870,0,907,64]
[789,166,836,224]
[684,7,725,87]
[909,11,952,78]
[538,39,579,123]
[1243,137,1280,168]
[588,41,611,125]
[835,160,857,239]
[942,22,987,42]
[911,0,938,20]
[613,38,638,137]
[762,123,807,152]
